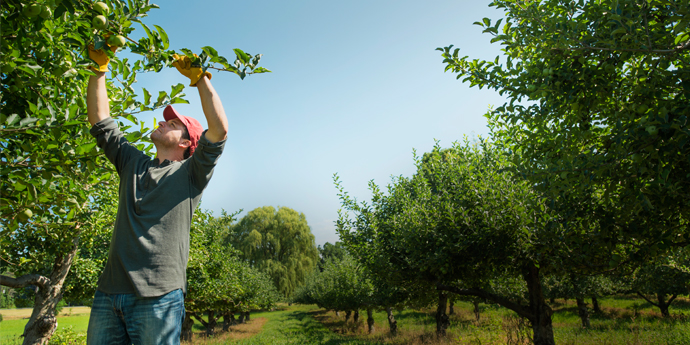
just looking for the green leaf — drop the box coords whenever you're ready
[170,83,185,98]
[76,142,97,155]
[154,25,169,49]
[143,88,151,105]
[233,48,250,65]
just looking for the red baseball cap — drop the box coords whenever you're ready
[163,105,204,156]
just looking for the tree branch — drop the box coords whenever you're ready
[0,274,49,290]
[437,283,534,320]
[635,291,660,308]
[191,313,209,328]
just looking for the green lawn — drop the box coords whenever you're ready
[1,297,689,344]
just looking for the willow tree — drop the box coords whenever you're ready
[227,206,319,298]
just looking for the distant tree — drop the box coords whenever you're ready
[317,242,348,271]
[629,248,690,317]
[227,206,319,298]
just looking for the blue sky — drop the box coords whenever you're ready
[128,0,508,246]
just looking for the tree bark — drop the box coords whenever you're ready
[245,311,251,321]
[353,309,359,323]
[345,310,351,322]
[657,293,675,317]
[238,311,245,324]
[366,307,375,333]
[473,300,481,321]
[221,312,233,331]
[206,311,217,336]
[386,307,398,336]
[591,296,601,313]
[576,297,590,328]
[0,235,80,345]
[335,310,340,317]
[181,313,194,341]
[448,299,454,315]
[435,291,450,336]
[525,264,555,345]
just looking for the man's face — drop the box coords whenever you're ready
[151,118,189,150]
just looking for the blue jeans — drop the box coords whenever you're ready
[87,289,184,345]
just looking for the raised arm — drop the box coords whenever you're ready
[86,45,112,126]
[172,53,228,143]
[196,76,228,143]
[87,71,110,126]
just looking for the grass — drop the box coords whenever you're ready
[1,296,689,344]
[307,296,690,345]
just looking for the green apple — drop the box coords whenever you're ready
[92,15,107,30]
[18,209,33,222]
[94,2,109,15]
[107,34,126,47]
[645,125,658,136]
[24,3,42,17]
[39,5,52,19]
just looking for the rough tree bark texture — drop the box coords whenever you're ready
[525,264,555,345]
[353,310,359,323]
[245,311,251,321]
[238,312,246,324]
[0,236,79,345]
[591,296,601,313]
[181,313,195,341]
[366,307,375,333]
[575,297,590,328]
[435,291,450,336]
[386,307,398,336]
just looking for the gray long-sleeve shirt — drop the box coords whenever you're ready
[91,117,225,297]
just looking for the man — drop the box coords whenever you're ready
[85,44,228,345]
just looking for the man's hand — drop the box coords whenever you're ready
[172,54,212,87]
[88,43,117,73]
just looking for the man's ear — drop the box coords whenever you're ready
[178,139,191,149]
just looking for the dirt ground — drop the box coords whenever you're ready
[0,306,91,320]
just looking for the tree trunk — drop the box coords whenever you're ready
[206,311,217,336]
[238,312,246,324]
[353,309,359,323]
[0,235,80,345]
[245,311,251,321]
[435,291,450,336]
[345,310,351,322]
[473,300,481,321]
[657,293,674,317]
[366,307,375,333]
[335,310,340,317]
[448,299,454,315]
[222,312,232,331]
[181,313,194,341]
[575,297,590,328]
[386,307,398,336]
[524,264,555,345]
[591,296,601,313]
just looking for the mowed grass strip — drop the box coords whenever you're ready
[226,304,380,345]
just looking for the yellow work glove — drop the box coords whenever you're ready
[172,53,212,87]
[87,43,116,72]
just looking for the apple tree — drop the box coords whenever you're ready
[438,0,690,273]
[1,0,269,344]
